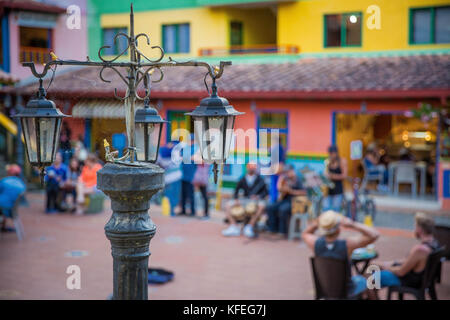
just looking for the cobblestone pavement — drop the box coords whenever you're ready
[0,192,449,300]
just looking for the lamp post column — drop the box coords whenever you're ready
[97,162,164,300]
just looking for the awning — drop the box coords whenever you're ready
[72,99,146,119]
[0,69,19,85]
[16,11,58,28]
[0,112,17,135]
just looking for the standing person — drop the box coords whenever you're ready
[222,163,268,238]
[266,164,306,237]
[323,145,347,212]
[180,138,197,216]
[193,161,210,219]
[74,134,88,165]
[59,122,72,165]
[45,152,68,213]
[61,158,81,212]
[0,164,26,232]
[157,141,182,216]
[269,141,286,204]
[302,210,380,298]
[75,154,102,215]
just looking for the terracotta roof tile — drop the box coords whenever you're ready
[10,54,450,99]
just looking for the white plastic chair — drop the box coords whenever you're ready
[393,161,417,198]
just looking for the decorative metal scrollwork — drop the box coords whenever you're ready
[21,4,232,166]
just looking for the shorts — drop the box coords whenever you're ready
[349,275,367,297]
[379,270,402,287]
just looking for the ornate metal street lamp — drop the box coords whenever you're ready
[13,79,69,181]
[17,4,241,300]
[186,78,243,183]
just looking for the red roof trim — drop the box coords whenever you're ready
[217,89,450,100]
[0,1,66,14]
[39,88,449,100]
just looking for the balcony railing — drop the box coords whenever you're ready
[19,46,52,65]
[198,44,300,56]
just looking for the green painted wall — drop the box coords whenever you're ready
[197,0,282,5]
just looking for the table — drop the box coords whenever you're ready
[351,249,378,275]
[388,161,426,197]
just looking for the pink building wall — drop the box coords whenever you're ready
[8,0,88,80]
[158,97,426,155]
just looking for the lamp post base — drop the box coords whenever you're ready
[97,163,164,300]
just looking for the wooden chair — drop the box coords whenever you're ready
[434,226,450,260]
[310,256,359,299]
[434,226,450,284]
[387,247,445,300]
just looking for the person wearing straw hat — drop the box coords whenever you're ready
[0,164,26,232]
[302,210,379,298]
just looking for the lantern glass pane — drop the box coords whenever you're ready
[206,116,224,162]
[136,123,161,162]
[193,117,207,159]
[22,118,38,163]
[224,116,235,160]
[39,118,57,163]
[53,118,62,162]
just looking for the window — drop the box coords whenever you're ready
[257,112,288,150]
[410,6,450,44]
[102,27,128,55]
[324,13,362,47]
[230,21,243,46]
[162,23,190,54]
[19,27,52,64]
[166,110,192,142]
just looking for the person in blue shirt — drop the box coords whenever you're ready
[44,152,68,213]
[157,141,182,217]
[180,136,197,216]
[0,164,26,232]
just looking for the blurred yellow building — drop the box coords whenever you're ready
[90,0,450,59]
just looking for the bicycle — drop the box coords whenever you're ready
[346,177,377,223]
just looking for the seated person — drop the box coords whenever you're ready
[75,154,102,215]
[363,144,388,190]
[222,163,268,238]
[302,210,380,298]
[266,164,305,236]
[375,212,440,292]
[45,152,68,213]
[61,158,81,212]
[399,147,415,162]
[0,164,26,232]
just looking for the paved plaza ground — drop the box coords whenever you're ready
[0,192,449,300]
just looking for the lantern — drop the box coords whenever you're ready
[134,100,166,163]
[13,83,69,171]
[186,81,243,182]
